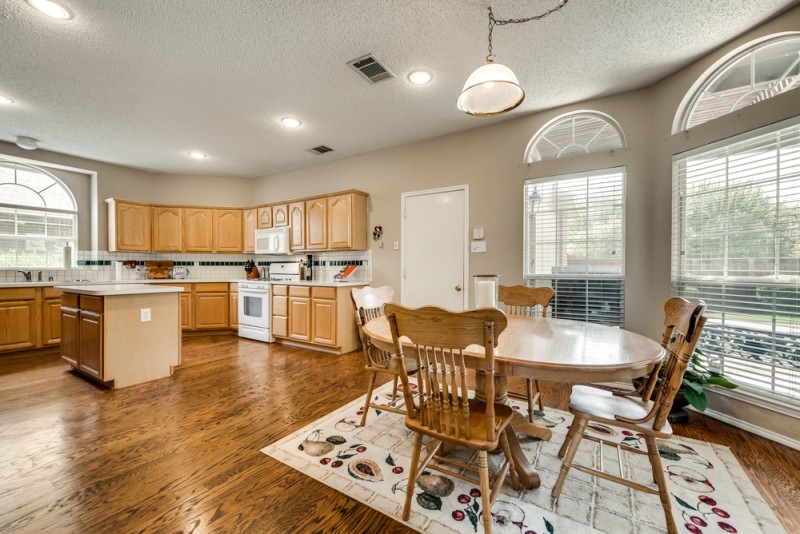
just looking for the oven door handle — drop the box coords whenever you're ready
[240,289,270,295]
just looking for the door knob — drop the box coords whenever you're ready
[455,284,462,291]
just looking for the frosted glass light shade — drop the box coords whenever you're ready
[457,62,525,116]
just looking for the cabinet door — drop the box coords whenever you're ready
[288,296,311,341]
[329,193,367,250]
[242,209,257,253]
[257,206,273,228]
[183,208,214,252]
[179,293,192,330]
[305,198,327,250]
[229,293,238,328]
[152,206,183,252]
[0,299,37,351]
[312,298,337,346]
[115,201,151,252]
[213,209,243,252]
[42,298,62,345]
[193,293,229,329]
[289,202,305,251]
[272,204,289,227]
[60,307,80,367]
[272,294,288,338]
[79,311,104,380]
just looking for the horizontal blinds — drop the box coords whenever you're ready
[524,167,626,327]
[672,120,800,400]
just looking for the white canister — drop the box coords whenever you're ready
[63,242,72,269]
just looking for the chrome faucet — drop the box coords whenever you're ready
[37,271,43,282]
[17,270,32,282]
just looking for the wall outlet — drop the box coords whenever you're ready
[393,241,399,251]
[470,241,487,253]
[140,308,151,322]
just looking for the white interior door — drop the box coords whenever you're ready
[401,186,468,310]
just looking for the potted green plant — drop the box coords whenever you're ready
[679,347,738,414]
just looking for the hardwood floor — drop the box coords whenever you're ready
[1,336,798,533]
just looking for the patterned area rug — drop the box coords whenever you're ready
[261,380,784,533]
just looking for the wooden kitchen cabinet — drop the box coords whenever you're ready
[229,283,238,329]
[152,206,183,252]
[272,204,289,227]
[179,293,192,330]
[42,291,62,346]
[0,289,38,352]
[257,206,273,228]
[60,294,104,380]
[272,285,288,338]
[107,199,151,252]
[305,198,328,250]
[328,192,368,250]
[79,310,104,380]
[183,208,214,252]
[242,208,257,253]
[213,209,243,252]
[289,202,305,251]
[311,287,336,346]
[193,283,229,329]
[60,307,79,367]
[288,296,311,341]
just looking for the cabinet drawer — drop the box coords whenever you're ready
[195,283,229,293]
[273,315,287,337]
[61,293,79,309]
[43,287,62,299]
[311,286,336,299]
[80,296,104,313]
[288,286,311,297]
[273,285,287,296]
[0,288,36,301]
[272,295,287,316]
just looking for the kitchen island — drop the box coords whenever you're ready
[56,284,183,388]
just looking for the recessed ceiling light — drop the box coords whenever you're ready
[281,117,302,128]
[187,151,207,160]
[16,137,39,150]
[408,70,433,85]
[26,0,73,20]
[0,96,14,105]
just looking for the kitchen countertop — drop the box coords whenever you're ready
[0,279,370,289]
[55,284,185,296]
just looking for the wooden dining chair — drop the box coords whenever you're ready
[351,286,417,427]
[497,284,555,421]
[552,297,707,534]
[385,304,520,533]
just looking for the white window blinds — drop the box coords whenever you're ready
[672,120,800,400]
[524,167,626,326]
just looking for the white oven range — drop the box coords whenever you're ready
[237,280,273,342]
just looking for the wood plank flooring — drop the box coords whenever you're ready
[1,335,798,533]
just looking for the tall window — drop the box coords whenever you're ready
[0,162,78,268]
[524,168,626,326]
[672,120,800,400]
[676,34,800,132]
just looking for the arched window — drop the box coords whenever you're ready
[675,33,800,132]
[0,161,78,268]
[524,111,625,163]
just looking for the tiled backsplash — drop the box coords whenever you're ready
[0,250,372,283]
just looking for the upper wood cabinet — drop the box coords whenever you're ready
[257,206,273,229]
[213,209,243,252]
[152,206,183,252]
[183,208,214,252]
[289,202,305,251]
[107,199,151,252]
[273,204,289,227]
[305,198,328,250]
[328,192,368,250]
[243,208,257,253]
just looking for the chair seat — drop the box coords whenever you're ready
[405,398,514,451]
[568,385,672,438]
[370,356,418,374]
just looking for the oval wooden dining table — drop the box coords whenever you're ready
[362,314,666,490]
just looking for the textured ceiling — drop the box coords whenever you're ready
[0,0,796,177]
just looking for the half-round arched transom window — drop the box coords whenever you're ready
[676,33,800,132]
[0,161,78,268]
[525,111,626,163]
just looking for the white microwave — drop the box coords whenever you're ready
[254,227,291,254]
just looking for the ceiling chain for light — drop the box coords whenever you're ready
[486,1,570,62]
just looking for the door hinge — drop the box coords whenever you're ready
[403,269,407,279]
[403,208,407,219]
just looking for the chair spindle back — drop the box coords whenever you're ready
[498,285,554,317]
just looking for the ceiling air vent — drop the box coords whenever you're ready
[308,145,334,155]
[347,54,395,84]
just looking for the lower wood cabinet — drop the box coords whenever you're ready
[42,297,62,345]
[312,294,336,345]
[179,293,192,330]
[0,290,38,352]
[193,283,229,330]
[288,286,312,341]
[60,307,80,367]
[78,310,104,380]
[61,294,104,381]
[229,283,238,328]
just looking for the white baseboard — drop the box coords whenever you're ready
[698,407,800,452]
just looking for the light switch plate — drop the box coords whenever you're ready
[472,227,484,240]
[470,241,487,253]
[393,241,399,251]
[140,308,151,322]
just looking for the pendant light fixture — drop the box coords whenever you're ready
[457,1,570,117]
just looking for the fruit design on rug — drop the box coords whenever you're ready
[658,442,714,469]
[492,499,555,534]
[349,459,383,482]
[667,465,715,492]
[298,430,335,457]
[531,409,566,429]
[675,494,738,533]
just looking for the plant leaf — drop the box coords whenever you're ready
[707,376,738,389]
[466,509,478,530]
[683,386,707,412]
[673,494,697,511]
[544,517,555,533]
[682,379,705,394]
[386,454,395,466]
